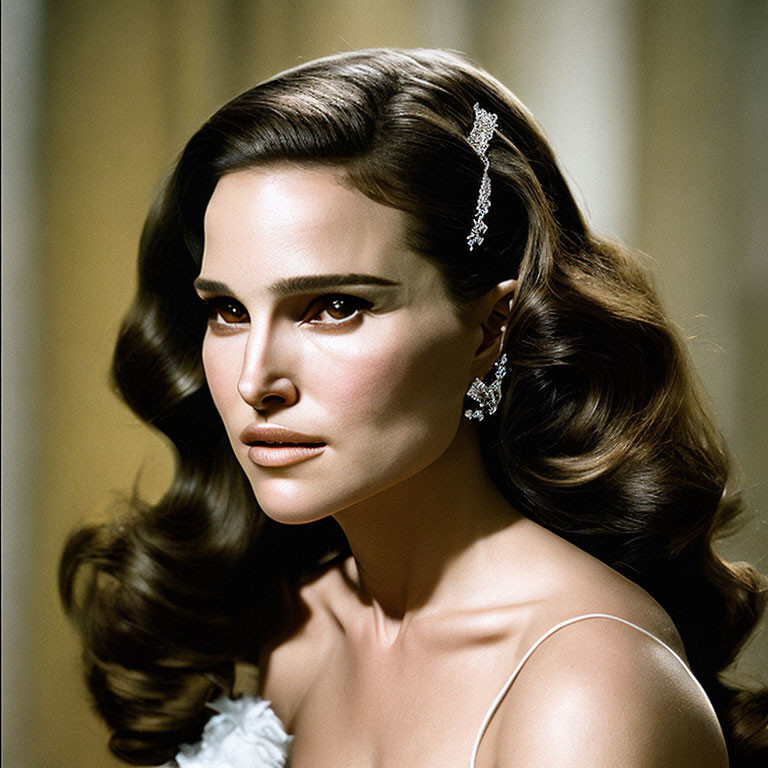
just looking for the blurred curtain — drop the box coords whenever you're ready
[3,1,764,765]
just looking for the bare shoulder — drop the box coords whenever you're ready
[259,563,347,724]
[485,614,728,768]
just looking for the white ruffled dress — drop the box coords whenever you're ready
[170,695,291,768]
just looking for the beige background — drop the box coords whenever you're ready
[3,1,766,766]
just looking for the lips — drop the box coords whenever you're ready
[240,424,327,467]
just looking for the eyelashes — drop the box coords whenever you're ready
[203,297,249,326]
[200,293,374,330]
[305,294,373,325]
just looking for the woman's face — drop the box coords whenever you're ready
[197,165,484,523]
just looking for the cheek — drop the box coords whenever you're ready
[318,323,473,437]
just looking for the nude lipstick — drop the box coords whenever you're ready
[240,425,326,468]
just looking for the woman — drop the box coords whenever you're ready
[60,48,767,767]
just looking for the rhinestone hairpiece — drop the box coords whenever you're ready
[466,102,498,251]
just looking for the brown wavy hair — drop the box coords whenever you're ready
[59,48,767,766]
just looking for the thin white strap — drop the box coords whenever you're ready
[468,613,714,768]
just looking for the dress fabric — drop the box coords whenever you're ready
[168,613,712,768]
[169,695,292,768]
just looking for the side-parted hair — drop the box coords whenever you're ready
[60,48,767,765]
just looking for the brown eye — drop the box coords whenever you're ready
[206,298,249,326]
[326,297,359,320]
[307,295,373,325]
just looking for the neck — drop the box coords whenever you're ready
[333,420,521,634]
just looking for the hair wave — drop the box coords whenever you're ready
[60,48,766,766]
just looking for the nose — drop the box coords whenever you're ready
[237,325,298,412]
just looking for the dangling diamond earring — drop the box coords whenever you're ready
[463,354,508,421]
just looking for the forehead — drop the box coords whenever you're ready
[201,165,437,291]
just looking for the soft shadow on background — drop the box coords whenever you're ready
[3,2,766,766]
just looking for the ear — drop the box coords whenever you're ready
[472,278,517,373]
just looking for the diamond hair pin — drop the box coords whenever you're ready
[466,102,498,251]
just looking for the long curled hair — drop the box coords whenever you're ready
[60,48,767,766]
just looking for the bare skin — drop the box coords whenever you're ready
[260,528,727,767]
[200,165,728,767]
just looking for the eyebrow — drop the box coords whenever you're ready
[194,273,401,296]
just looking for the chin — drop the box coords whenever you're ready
[248,477,341,525]
[248,472,392,527]
[258,504,332,526]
